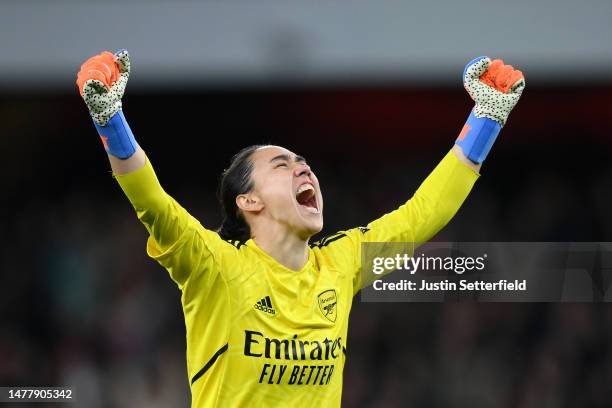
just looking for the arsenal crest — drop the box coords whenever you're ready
[317,289,337,323]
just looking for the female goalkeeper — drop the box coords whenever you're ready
[76,50,524,407]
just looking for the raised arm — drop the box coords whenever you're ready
[76,49,215,287]
[368,56,524,242]
[331,56,525,293]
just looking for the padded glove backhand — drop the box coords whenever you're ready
[76,49,130,126]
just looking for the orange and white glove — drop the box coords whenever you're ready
[464,57,525,126]
[456,56,525,163]
[77,50,130,126]
[76,49,136,159]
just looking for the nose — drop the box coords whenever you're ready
[294,163,311,178]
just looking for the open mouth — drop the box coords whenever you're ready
[295,183,320,214]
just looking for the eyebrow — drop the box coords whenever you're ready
[269,154,307,164]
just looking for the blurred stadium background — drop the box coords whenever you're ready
[2,1,612,407]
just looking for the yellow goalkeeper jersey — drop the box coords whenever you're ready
[115,150,478,407]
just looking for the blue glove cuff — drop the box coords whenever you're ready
[455,111,501,164]
[93,111,137,159]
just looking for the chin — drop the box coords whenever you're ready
[306,218,324,236]
[296,217,324,239]
[310,222,324,235]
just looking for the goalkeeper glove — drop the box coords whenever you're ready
[76,49,137,159]
[455,56,525,164]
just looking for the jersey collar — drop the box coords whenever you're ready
[246,238,315,274]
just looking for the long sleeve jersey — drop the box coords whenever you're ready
[115,150,479,407]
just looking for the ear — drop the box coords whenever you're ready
[236,193,264,213]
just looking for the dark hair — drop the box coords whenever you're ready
[217,145,267,241]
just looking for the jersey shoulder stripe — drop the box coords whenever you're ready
[309,226,370,249]
[309,232,348,248]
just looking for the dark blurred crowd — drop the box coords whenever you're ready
[1,87,612,407]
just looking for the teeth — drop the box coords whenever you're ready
[303,206,320,214]
[297,184,314,194]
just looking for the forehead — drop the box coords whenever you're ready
[250,145,297,164]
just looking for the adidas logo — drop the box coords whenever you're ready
[254,296,276,316]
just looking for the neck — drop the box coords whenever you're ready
[251,223,310,271]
